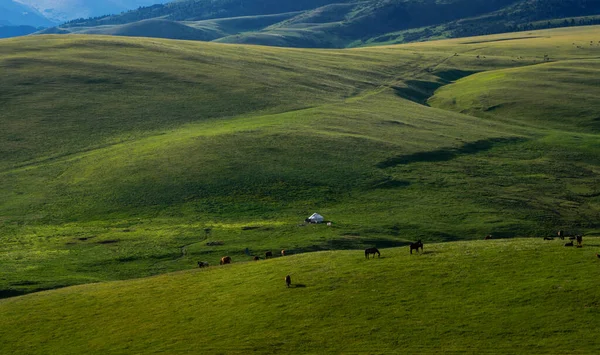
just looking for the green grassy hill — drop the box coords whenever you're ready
[1,238,599,354]
[1,26,600,298]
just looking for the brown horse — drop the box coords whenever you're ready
[410,240,423,254]
[220,256,232,265]
[365,247,380,259]
[285,275,291,288]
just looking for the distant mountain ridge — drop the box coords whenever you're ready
[37,0,600,47]
[0,24,40,38]
[0,0,55,27]
[12,0,171,24]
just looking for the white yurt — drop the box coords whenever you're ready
[307,213,324,223]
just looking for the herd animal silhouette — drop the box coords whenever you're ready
[198,230,596,287]
[552,230,584,247]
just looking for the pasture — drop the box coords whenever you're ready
[0,25,600,301]
[1,238,599,354]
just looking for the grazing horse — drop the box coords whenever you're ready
[197,261,209,268]
[281,249,286,257]
[285,275,291,288]
[220,256,232,265]
[265,251,273,259]
[365,247,380,259]
[410,240,423,254]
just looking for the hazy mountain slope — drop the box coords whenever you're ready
[0,0,54,26]
[81,0,356,24]
[364,0,600,46]
[16,0,171,22]
[38,12,303,40]
[45,0,600,48]
[76,18,224,41]
[0,25,40,37]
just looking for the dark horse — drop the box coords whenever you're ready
[365,248,380,259]
[285,275,291,288]
[410,240,423,254]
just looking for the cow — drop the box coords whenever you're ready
[253,256,260,261]
[197,261,209,268]
[564,242,574,247]
[220,256,232,265]
[265,251,273,259]
[281,249,286,257]
[285,275,291,288]
[543,237,554,240]
[484,234,492,240]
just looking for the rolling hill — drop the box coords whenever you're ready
[1,26,600,298]
[39,0,600,48]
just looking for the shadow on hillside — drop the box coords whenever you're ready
[434,69,479,82]
[393,70,477,105]
[1,282,74,300]
[0,289,26,299]
[393,80,444,105]
[290,284,306,288]
[376,137,527,169]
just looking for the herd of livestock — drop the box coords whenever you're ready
[197,239,428,269]
[196,230,598,286]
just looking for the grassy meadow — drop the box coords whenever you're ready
[1,25,600,351]
[2,27,600,296]
[1,238,599,354]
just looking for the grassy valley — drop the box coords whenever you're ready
[1,27,600,297]
[0,25,600,353]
